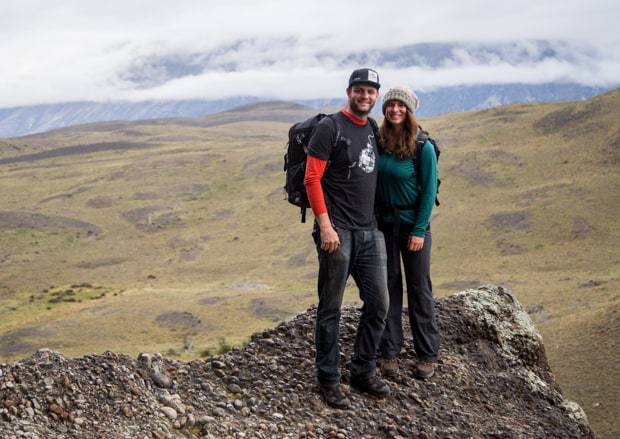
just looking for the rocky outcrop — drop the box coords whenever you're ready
[0,285,593,438]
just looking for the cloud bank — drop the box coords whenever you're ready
[1,0,619,108]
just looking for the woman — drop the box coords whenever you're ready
[375,85,440,379]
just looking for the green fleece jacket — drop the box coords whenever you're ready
[375,139,438,237]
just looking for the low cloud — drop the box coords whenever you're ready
[0,0,618,108]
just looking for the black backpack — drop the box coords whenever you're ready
[283,113,339,223]
[283,113,379,223]
[414,128,441,207]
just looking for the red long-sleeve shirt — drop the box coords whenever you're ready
[303,155,328,216]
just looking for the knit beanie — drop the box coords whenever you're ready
[381,85,419,115]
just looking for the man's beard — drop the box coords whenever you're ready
[349,99,374,118]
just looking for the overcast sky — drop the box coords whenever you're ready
[1,0,619,109]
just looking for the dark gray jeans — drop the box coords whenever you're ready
[312,226,389,385]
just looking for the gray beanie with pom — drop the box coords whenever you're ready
[381,85,419,115]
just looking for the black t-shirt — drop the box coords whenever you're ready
[306,112,379,230]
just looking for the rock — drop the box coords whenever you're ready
[161,406,177,420]
[0,285,594,438]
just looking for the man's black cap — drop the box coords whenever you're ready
[348,68,380,89]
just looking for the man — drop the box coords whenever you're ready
[304,68,390,409]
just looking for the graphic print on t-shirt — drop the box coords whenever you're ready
[358,137,376,173]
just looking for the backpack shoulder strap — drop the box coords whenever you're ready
[368,117,379,137]
[323,113,342,149]
[413,128,429,167]
[323,113,356,178]
[413,126,441,207]
[416,130,430,144]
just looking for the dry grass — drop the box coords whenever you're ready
[0,96,619,437]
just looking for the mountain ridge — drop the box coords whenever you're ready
[1,83,612,138]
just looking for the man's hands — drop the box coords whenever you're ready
[316,213,340,254]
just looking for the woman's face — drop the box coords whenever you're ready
[384,100,407,126]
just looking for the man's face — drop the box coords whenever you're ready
[347,84,379,117]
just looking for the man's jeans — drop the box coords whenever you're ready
[312,227,389,385]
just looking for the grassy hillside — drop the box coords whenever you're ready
[1,94,619,437]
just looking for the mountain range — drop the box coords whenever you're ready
[1,40,616,138]
[0,83,611,139]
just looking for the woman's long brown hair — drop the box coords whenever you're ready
[379,111,420,160]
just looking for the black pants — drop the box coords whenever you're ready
[378,222,440,362]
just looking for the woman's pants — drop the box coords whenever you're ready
[378,222,439,362]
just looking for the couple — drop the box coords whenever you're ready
[303,68,440,409]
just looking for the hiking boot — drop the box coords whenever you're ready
[380,357,399,377]
[350,374,390,398]
[415,361,436,379]
[317,382,351,409]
